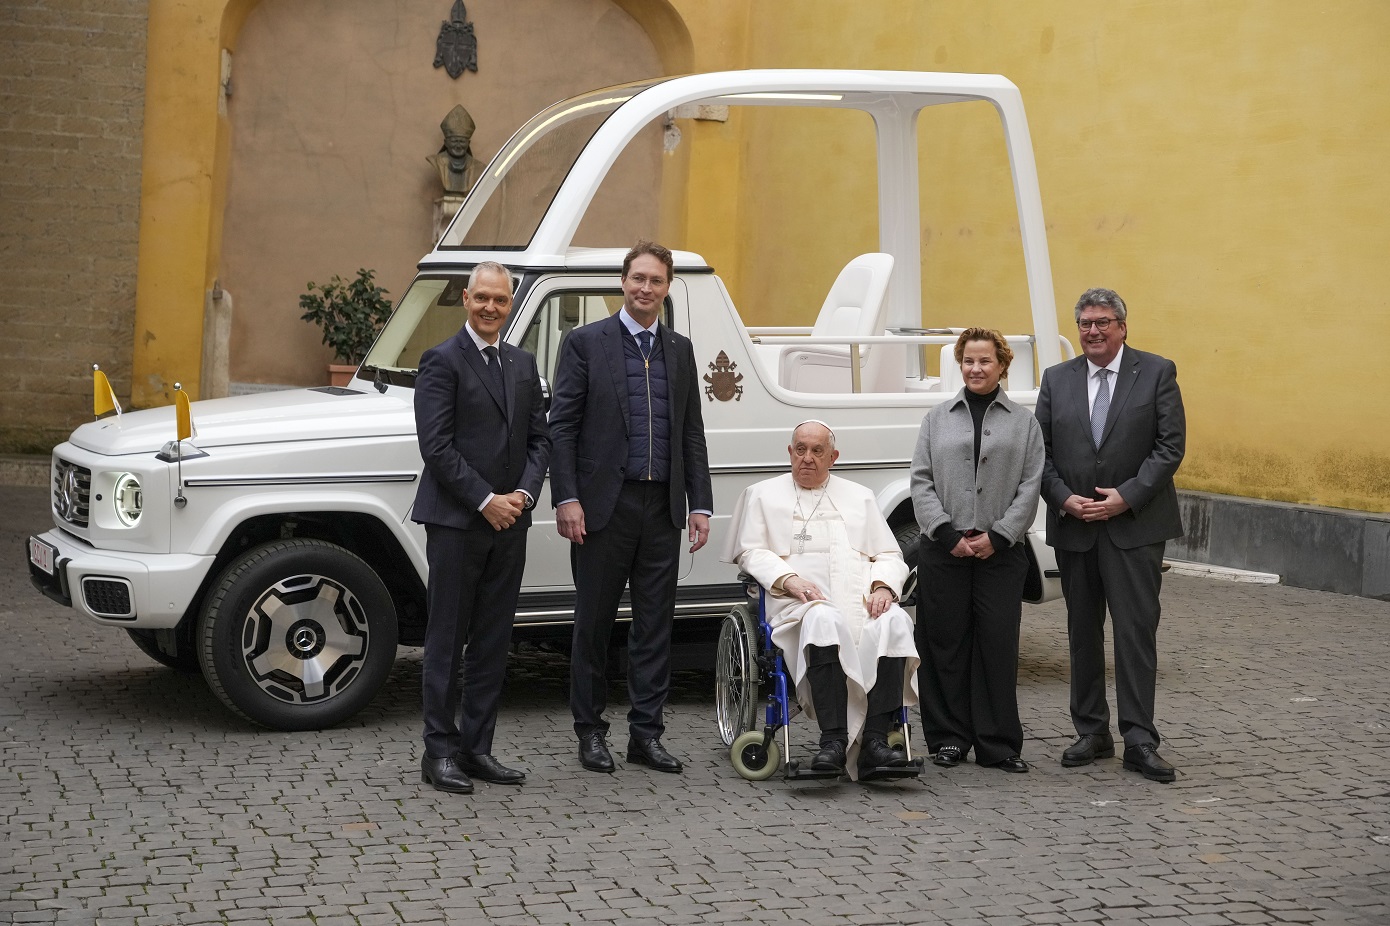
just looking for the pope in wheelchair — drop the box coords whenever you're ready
[720,420,921,780]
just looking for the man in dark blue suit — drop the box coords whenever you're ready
[1036,287,1186,783]
[412,261,550,794]
[549,241,714,774]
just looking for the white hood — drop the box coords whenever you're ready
[68,387,415,456]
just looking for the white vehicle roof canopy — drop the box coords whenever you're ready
[433,69,1060,370]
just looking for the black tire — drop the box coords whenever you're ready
[125,627,200,673]
[197,539,398,730]
[893,520,921,607]
[714,604,760,746]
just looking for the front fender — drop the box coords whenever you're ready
[173,487,427,580]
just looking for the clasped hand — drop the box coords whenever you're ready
[482,491,528,531]
[950,533,996,560]
[1062,487,1130,522]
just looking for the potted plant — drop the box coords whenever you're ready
[299,268,393,386]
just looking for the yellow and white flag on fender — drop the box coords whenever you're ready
[174,383,197,441]
[93,365,121,418]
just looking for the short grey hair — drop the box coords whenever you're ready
[1074,287,1127,323]
[470,261,513,294]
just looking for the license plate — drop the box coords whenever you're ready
[28,536,56,575]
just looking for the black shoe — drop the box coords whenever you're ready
[932,745,964,768]
[1061,733,1115,767]
[626,736,683,773]
[987,756,1030,773]
[420,756,474,794]
[1122,743,1176,783]
[456,753,525,785]
[858,737,908,774]
[810,739,847,772]
[578,731,615,773]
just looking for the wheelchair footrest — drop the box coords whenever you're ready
[784,758,843,781]
[859,758,925,782]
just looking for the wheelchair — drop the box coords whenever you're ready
[715,575,923,782]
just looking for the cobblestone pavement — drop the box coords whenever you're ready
[2,484,1388,925]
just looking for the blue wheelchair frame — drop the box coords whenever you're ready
[724,582,922,782]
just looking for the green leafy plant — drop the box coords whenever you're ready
[299,268,393,365]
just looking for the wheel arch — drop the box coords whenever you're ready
[173,508,427,646]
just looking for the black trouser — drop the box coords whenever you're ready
[806,644,906,744]
[569,481,680,741]
[421,523,527,759]
[915,539,1027,765]
[1056,533,1165,749]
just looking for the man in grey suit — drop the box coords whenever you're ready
[1035,287,1186,782]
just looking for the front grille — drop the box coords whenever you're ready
[82,578,133,618]
[53,458,91,527]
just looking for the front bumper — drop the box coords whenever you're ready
[27,528,217,628]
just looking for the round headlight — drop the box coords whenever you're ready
[113,473,142,526]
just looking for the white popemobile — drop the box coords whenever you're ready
[27,70,1073,731]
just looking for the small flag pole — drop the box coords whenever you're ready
[173,382,187,509]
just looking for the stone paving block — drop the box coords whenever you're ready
[3,487,1390,926]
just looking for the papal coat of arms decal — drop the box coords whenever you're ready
[704,350,744,402]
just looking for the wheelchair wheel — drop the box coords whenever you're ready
[730,730,781,781]
[715,603,759,746]
[887,730,907,751]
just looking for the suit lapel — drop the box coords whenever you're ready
[600,314,631,434]
[460,334,506,416]
[659,323,682,425]
[497,343,516,426]
[1099,348,1141,448]
[1068,357,1092,439]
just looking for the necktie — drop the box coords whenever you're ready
[1091,368,1110,449]
[637,331,653,368]
[484,345,503,392]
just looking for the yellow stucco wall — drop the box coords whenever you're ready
[134,0,1390,511]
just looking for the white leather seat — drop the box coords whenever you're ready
[778,253,894,392]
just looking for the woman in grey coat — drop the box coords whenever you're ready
[910,328,1044,772]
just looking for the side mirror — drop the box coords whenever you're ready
[539,375,552,414]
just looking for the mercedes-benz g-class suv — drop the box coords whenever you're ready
[28,70,1070,730]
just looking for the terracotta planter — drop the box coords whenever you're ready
[328,364,358,387]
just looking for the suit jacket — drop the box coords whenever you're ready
[411,328,550,531]
[548,312,713,532]
[1035,345,1185,552]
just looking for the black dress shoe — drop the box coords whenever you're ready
[987,756,1030,773]
[1122,743,1176,783]
[420,756,474,794]
[578,731,615,773]
[858,737,908,774]
[457,753,525,785]
[626,736,683,773]
[932,745,964,768]
[810,739,847,772]
[1061,733,1115,767]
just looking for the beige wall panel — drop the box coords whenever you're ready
[727,0,1390,511]
[221,0,662,386]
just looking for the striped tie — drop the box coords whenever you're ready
[1091,369,1110,449]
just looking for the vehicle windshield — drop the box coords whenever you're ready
[363,275,478,375]
[440,79,664,250]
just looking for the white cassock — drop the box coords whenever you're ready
[721,473,919,772]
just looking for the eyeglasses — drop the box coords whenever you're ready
[1078,317,1119,331]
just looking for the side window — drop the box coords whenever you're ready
[518,291,625,381]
